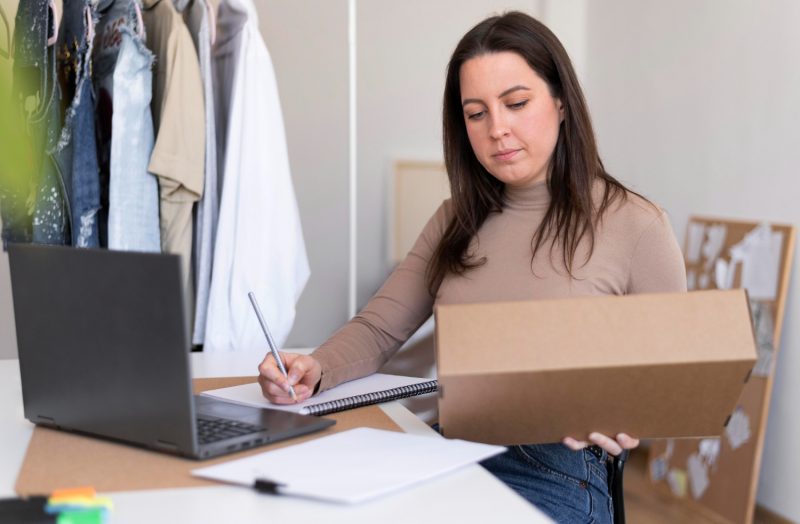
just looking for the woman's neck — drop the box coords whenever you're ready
[503,179,550,210]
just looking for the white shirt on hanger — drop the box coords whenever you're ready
[205,0,310,351]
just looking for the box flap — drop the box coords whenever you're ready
[436,289,755,374]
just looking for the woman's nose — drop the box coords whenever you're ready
[489,114,510,139]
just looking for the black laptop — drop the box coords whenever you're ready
[7,243,333,460]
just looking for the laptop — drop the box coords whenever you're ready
[7,243,334,460]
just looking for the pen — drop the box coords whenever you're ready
[253,478,285,495]
[248,291,298,402]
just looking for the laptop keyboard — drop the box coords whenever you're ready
[197,415,266,445]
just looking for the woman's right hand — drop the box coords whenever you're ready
[257,353,322,404]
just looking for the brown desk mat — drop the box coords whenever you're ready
[15,376,401,495]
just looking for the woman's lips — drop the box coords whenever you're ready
[493,148,520,161]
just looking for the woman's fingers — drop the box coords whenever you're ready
[562,436,589,451]
[616,433,640,450]
[588,432,623,456]
[258,353,322,403]
[562,432,640,456]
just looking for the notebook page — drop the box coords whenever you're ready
[200,373,434,413]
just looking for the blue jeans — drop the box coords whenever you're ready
[481,443,613,523]
[52,0,101,248]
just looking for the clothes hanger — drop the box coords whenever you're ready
[47,0,59,47]
[85,5,95,43]
[207,0,216,45]
[173,0,216,46]
[133,0,144,38]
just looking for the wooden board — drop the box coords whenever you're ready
[647,217,795,524]
[15,376,402,495]
[391,160,449,264]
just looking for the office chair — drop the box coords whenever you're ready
[608,449,630,524]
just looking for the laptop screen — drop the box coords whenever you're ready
[8,244,197,452]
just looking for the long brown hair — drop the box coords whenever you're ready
[427,11,632,294]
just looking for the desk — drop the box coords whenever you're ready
[0,355,551,523]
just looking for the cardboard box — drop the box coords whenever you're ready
[435,289,757,445]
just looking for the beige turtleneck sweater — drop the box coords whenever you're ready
[313,180,687,392]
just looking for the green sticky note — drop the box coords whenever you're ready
[57,509,105,524]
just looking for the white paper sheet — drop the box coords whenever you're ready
[686,270,697,291]
[698,438,721,468]
[725,407,751,450]
[714,258,734,290]
[702,224,727,271]
[686,222,706,264]
[750,301,776,377]
[201,373,435,414]
[730,223,784,301]
[192,427,506,504]
[687,453,710,500]
[666,439,675,458]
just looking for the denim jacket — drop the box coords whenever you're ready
[93,0,160,252]
[51,0,102,247]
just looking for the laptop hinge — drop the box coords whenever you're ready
[36,415,57,427]
[154,440,180,452]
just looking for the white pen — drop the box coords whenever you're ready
[248,292,298,402]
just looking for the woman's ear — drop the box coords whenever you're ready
[558,99,565,122]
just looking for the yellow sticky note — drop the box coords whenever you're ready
[667,469,688,498]
[51,487,97,499]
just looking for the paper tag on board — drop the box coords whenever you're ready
[687,453,710,500]
[698,438,721,469]
[725,407,751,450]
[650,457,668,482]
[667,469,688,498]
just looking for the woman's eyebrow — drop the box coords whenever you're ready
[498,85,530,98]
[462,85,531,107]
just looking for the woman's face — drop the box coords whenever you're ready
[460,51,563,188]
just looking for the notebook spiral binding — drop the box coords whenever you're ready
[303,380,439,416]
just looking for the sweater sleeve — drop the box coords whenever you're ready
[312,201,451,392]
[627,211,688,294]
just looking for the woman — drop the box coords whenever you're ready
[258,11,686,523]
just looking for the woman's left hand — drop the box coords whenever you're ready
[562,432,639,457]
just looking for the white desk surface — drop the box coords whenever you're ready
[0,354,551,523]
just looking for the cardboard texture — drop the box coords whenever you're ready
[648,218,795,524]
[435,289,757,445]
[15,377,401,495]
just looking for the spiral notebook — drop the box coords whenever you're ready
[201,373,438,416]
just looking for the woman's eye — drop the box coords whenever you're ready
[508,100,528,110]
[467,111,486,121]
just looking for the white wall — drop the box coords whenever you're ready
[584,1,800,520]
[256,0,351,348]
[355,0,542,307]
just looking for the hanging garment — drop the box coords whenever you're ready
[140,0,205,308]
[178,0,220,345]
[51,0,101,248]
[93,0,160,252]
[205,0,310,351]
[10,0,68,245]
[0,0,40,244]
